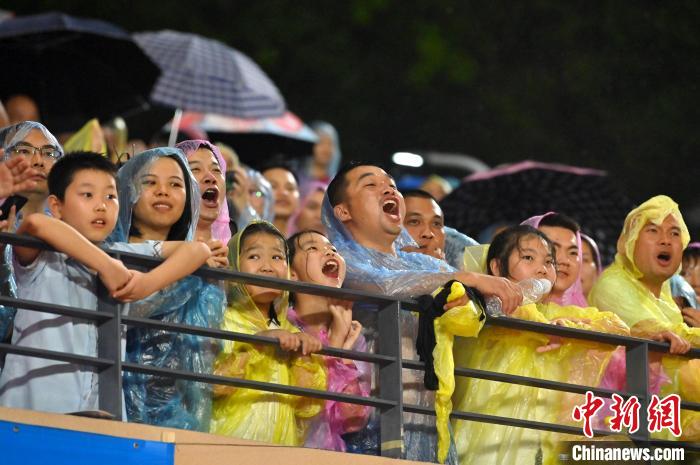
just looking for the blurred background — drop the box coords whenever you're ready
[1,0,698,240]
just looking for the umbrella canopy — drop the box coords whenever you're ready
[0,12,159,132]
[163,111,317,165]
[133,30,286,119]
[440,160,635,265]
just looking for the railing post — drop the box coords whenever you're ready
[96,279,123,419]
[626,341,650,444]
[378,300,403,458]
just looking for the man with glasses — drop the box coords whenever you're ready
[2,121,63,221]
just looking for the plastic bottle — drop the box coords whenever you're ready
[485,278,553,317]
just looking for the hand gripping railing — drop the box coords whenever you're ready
[0,231,699,459]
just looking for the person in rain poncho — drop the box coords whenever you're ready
[287,182,327,236]
[580,233,602,298]
[210,221,326,445]
[589,195,700,441]
[302,121,342,187]
[286,229,371,451]
[108,147,227,432]
[323,162,521,463]
[0,122,63,350]
[518,214,640,464]
[176,140,232,246]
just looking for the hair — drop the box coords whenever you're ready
[580,234,602,270]
[538,213,581,234]
[287,229,327,265]
[48,151,117,200]
[240,222,289,265]
[327,160,378,207]
[402,189,438,202]
[261,162,300,186]
[486,225,555,278]
[129,154,194,241]
[683,246,700,264]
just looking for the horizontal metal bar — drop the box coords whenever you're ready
[402,359,628,398]
[486,315,700,357]
[0,342,114,369]
[121,362,394,409]
[681,400,700,412]
[645,438,700,452]
[122,315,395,366]
[403,403,610,437]
[0,295,112,322]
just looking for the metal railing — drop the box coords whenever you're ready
[0,231,698,460]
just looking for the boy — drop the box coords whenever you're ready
[0,152,211,413]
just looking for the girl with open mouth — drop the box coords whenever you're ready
[286,229,371,451]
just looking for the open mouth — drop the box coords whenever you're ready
[202,187,219,208]
[382,198,400,221]
[322,259,340,279]
[91,219,106,228]
[657,252,672,266]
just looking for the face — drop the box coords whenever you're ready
[493,235,556,285]
[239,232,288,303]
[291,232,346,288]
[681,256,700,301]
[10,128,58,195]
[294,189,326,233]
[334,166,404,243]
[313,133,334,165]
[49,169,118,243]
[580,239,599,296]
[263,168,299,220]
[538,225,580,295]
[632,215,683,286]
[187,148,225,224]
[403,196,446,260]
[132,157,187,237]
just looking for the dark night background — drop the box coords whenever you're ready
[3,0,699,237]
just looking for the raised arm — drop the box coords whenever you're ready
[112,241,211,302]
[15,213,130,292]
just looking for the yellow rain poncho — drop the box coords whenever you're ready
[589,195,700,440]
[62,118,107,154]
[429,281,485,463]
[210,222,326,445]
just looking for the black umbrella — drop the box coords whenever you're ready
[440,160,635,265]
[0,12,159,133]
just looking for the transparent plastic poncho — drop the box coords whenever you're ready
[589,195,700,440]
[322,195,461,463]
[235,168,275,229]
[210,221,326,445]
[108,147,225,432]
[444,226,479,271]
[1,121,63,358]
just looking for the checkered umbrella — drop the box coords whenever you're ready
[440,160,636,265]
[133,30,286,119]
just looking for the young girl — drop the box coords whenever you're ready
[108,147,227,431]
[452,225,557,465]
[287,229,370,451]
[210,221,326,445]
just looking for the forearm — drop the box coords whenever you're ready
[142,242,210,294]
[17,214,111,270]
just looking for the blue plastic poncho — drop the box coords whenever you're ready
[110,147,225,432]
[322,195,459,463]
[444,226,479,271]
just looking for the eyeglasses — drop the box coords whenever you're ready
[10,142,61,160]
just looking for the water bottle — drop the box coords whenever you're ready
[485,278,553,317]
